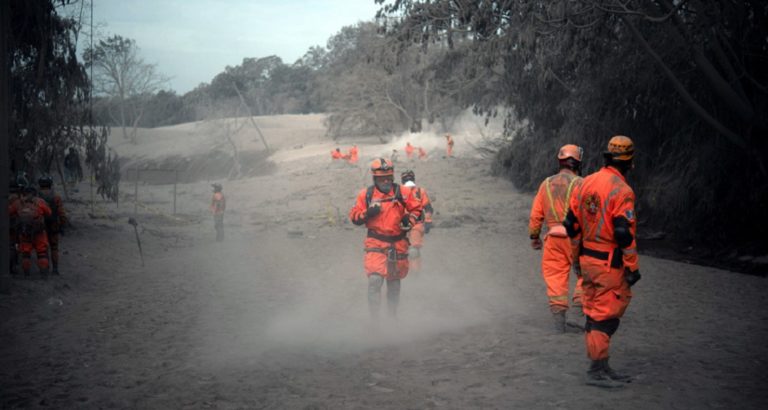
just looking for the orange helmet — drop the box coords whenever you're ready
[606,135,634,160]
[370,158,394,176]
[557,144,583,161]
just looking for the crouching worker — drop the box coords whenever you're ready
[350,158,423,319]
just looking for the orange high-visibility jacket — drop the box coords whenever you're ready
[349,184,423,277]
[569,166,638,272]
[9,197,52,229]
[347,146,359,164]
[349,184,422,236]
[210,192,226,215]
[405,143,415,158]
[529,170,582,238]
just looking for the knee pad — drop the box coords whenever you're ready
[585,316,620,337]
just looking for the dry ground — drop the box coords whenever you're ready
[2,115,767,409]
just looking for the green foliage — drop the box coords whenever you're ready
[8,1,91,180]
[380,0,768,249]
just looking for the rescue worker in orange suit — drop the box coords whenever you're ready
[417,146,427,160]
[404,142,415,160]
[349,159,423,319]
[9,186,52,277]
[8,180,23,275]
[347,145,359,165]
[211,183,226,242]
[38,176,68,275]
[529,144,584,333]
[401,170,433,273]
[564,135,641,388]
[331,148,345,160]
[445,134,454,158]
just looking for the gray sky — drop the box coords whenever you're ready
[93,0,380,94]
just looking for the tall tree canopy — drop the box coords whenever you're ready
[85,35,167,143]
[8,0,120,201]
[378,0,768,250]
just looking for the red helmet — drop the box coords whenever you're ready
[370,158,394,176]
[557,144,583,161]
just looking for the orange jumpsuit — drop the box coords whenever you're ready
[445,135,454,157]
[8,193,21,273]
[568,166,639,361]
[529,169,583,313]
[331,150,345,160]
[418,147,427,160]
[405,143,415,160]
[347,146,359,165]
[406,185,433,272]
[39,188,67,272]
[9,196,52,274]
[211,192,226,241]
[349,185,422,279]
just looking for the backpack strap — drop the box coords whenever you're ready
[366,184,406,208]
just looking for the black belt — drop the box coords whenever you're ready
[367,230,407,243]
[582,246,623,269]
[364,247,409,259]
[582,247,610,260]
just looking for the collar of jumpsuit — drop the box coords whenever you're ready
[603,165,628,182]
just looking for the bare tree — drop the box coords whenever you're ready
[85,35,168,143]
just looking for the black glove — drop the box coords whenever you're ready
[400,214,412,231]
[366,204,381,219]
[624,268,641,287]
[425,222,432,234]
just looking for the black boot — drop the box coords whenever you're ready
[585,360,625,388]
[552,311,566,333]
[602,358,632,382]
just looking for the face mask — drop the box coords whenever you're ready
[375,179,392,194]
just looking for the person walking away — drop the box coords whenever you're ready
[445,134,454,158]
[9,186,52,277]
[64,147,83,187]
[400,170,433,273]
[347,145,359,165]
[529,144,584,333]
[38,176,68,275]
[564,135,642,388]
[210,183,226,241]
[390,149,399,163]
[405,142,415,160]
[349,159,423,319]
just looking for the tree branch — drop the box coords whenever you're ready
[621,15,747,148]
